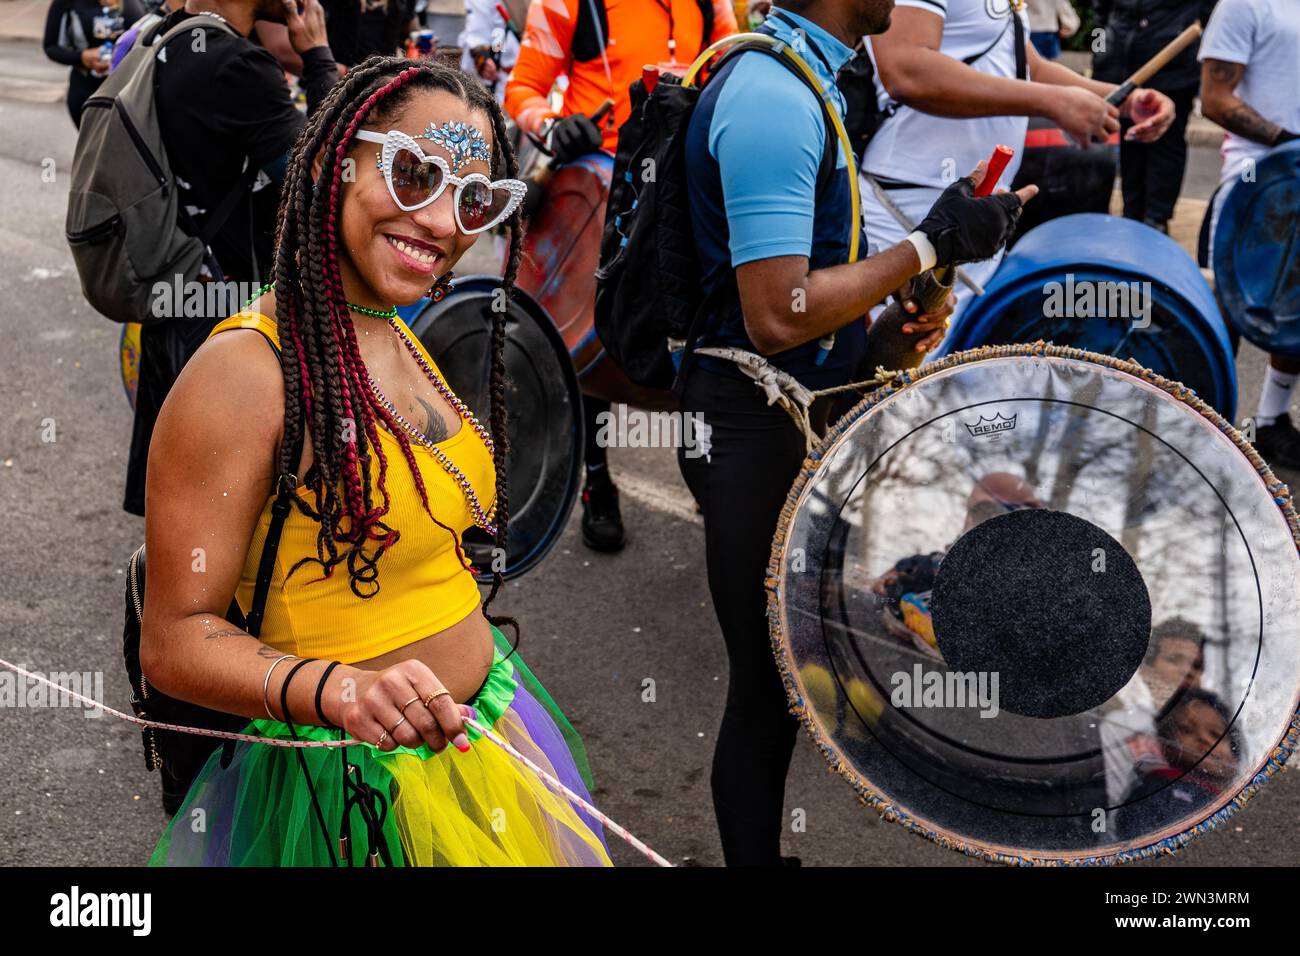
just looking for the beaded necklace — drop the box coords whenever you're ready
[241,282,399,319]
[369,317,497,536]
[242,282,497,536]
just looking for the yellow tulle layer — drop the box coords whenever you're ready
[380,706,612,866]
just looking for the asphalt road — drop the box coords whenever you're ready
[0,38,1295,868]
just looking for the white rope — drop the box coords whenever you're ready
[695,346,900,451]
[0,657,673,867]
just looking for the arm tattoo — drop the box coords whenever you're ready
[204,628,251,642]
[1208,61,1240,85]
[1223,103,1284,148]
[416,395,451,443]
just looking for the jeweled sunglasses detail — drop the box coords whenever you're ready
[354,129,526,235]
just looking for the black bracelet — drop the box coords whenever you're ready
[278,657,318,727]
[315,660,344,730]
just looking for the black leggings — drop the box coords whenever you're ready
[66,69,102,128]
[677,364,828,866]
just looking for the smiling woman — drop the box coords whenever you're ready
[139,56,611,867]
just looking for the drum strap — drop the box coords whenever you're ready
[694,346,901,452]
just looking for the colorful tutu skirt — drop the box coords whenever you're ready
[149,632,612,867]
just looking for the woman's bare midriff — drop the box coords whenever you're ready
[350,604,496,703]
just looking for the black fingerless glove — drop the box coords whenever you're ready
[917,177,1025,268]
[548,113,604,165]
[1274,129,1300,146]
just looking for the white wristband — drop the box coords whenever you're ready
[904,231,938,272]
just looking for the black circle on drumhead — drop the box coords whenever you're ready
[406,275,584,581]
[930,508,1152,719]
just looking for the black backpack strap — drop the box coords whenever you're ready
[219,335,301,765]
[572,0,608,63]
[194,161,259,247]
[695,0,714,57]
[1012,10,1026,81]
[146,15,258,250]
[240,329,304,639]
[242,432,303,638]
[963,10,1027,81]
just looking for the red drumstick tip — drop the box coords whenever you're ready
[976,144,1015,197]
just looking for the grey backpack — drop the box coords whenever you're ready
[65,15,251,325]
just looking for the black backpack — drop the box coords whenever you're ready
[66,15,254,325]
[122,333,303,807]
[594,34,853,391]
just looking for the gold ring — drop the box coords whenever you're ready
[423,688,452,708]
[391,715,409,736]
[376,729,391,747]
[399,695,421,716]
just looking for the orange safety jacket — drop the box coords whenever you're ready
[505,0,738,154]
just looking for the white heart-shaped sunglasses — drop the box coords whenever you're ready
[354,129,527,235]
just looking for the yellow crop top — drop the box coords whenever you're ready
[209,312,495,664]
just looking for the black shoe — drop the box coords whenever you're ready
[581,473,626,552]
[1254,413,1300,471]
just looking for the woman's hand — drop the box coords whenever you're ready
[340,659,472,754]
[80,47,104,70]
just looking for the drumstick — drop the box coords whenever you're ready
[1105,21,1203,106]
[915,145,1015,311]
[495,3,522,40]
[974,143,1014,198]
[591,97,615,128]
[525,97,617,190]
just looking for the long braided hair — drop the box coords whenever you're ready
[270,56,521,644]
